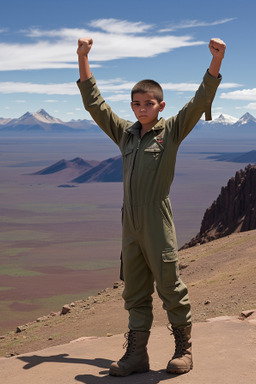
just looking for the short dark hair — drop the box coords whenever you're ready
[131,79,163,103]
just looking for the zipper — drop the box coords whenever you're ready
[129,137,141,228]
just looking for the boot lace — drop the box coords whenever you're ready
[120,331,137,361]
[167,325,186,357]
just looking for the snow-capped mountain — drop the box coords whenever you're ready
[211,113,238,125]
[0,109,101,135]
[192,112,256,139]
[32,109,64,124]
[234,113,256,126]
[4,109,63,129]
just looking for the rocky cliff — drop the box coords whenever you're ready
[182,164,256,248]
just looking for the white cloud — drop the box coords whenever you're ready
[243,102,256,110]
[89,19,152,34]
[0,19,206,71]
[107,93,131,102]
[162,81,241,92]
[162,82,199,92]
[97,79,134,91]
[220,88,256,100]
[160,18,236,32]
[219,82,243,89]
[0,40,101,71]
[0,79,243,96]
[0,82,78,95]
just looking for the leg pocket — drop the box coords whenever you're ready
[162,249,179,288]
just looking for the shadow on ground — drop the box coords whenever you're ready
[18,353,178,383]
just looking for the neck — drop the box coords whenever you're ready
[140,119,158,138]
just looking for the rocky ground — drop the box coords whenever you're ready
[1,230,256,358]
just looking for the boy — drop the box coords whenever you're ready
[77,37,225,376]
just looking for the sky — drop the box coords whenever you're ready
[0,0,255,122]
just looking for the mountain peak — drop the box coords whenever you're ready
[237,113,256,125]
[213,114,238,124]
[36,109,51,116]
[19,111,34,120]
[33,109,63,124]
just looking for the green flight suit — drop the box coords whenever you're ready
[77,71,222,331]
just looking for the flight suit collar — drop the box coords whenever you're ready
[126,117,166,137]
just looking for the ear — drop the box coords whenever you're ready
[159,101,165,112]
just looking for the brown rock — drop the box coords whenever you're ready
[16,325,28,333]
[240,309,256,319]
[61,305,71,315]
[36,316,48,322]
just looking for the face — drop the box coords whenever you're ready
[131,92,165,127]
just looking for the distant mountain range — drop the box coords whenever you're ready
[206,150,256,163]
[33,149,256,184]
[1,109,256,138]
[0,109,101,135]
[192,112,256,138]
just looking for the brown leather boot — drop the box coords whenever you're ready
[166,325,193,374]
[109,330,150,376]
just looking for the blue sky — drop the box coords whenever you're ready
[0,0,255,122]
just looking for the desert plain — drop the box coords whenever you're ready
[0,133,254,335]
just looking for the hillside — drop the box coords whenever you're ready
[33,157,97,175]
[33,155,123,183]
[182,164,256,248]
[1,230,255,357]
[72,156,122,183]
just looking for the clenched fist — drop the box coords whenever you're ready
[77,38,93,56]
[209,38,226,59]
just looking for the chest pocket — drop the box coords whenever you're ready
[144,142,164,171]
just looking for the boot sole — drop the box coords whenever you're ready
[166,364,193,374]
[109,364,150,377]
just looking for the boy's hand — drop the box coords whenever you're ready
[77,38,93,56]
[209,38,226,60]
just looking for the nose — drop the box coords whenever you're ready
[140,106,146,112]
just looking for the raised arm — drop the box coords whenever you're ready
[208,38,226,78]
[170,38,226,144]
[76,37,130,146]
[77,38,93,82]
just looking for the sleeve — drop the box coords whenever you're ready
[77,75,130,146]
[169,70,222,145]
